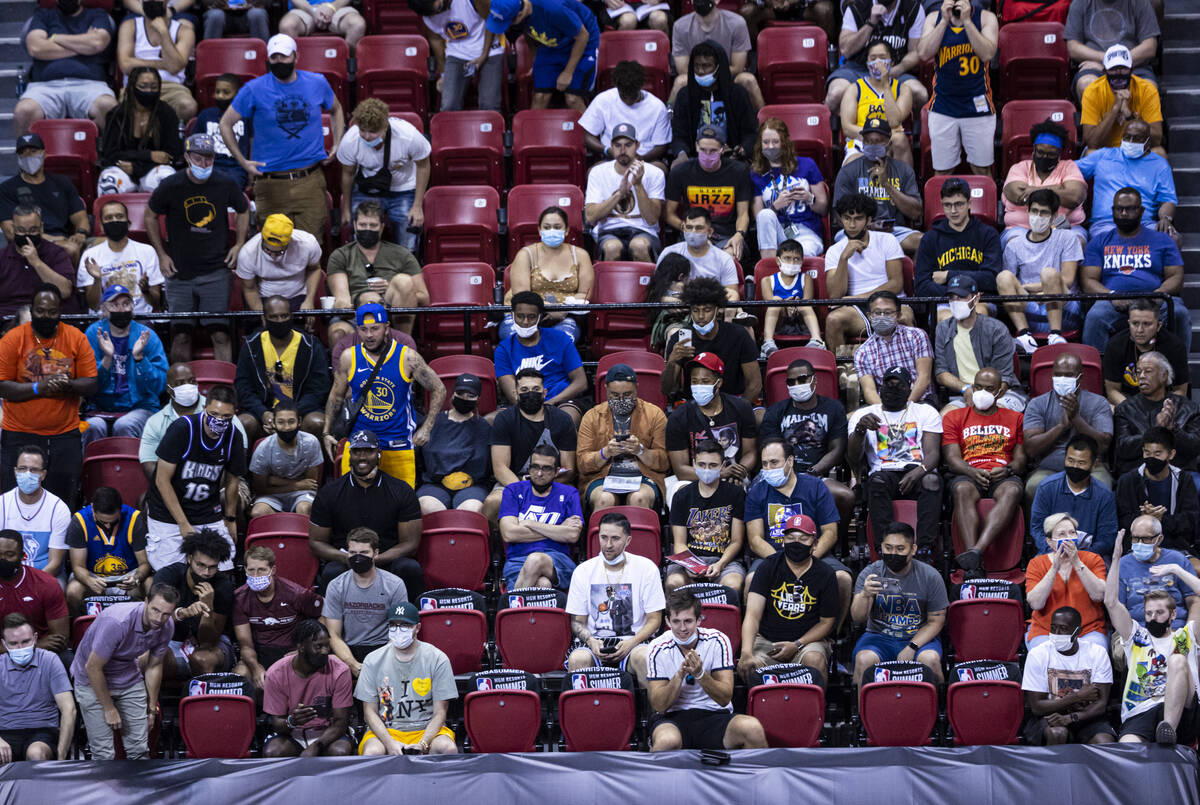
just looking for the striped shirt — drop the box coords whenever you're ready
[646,627,734,712]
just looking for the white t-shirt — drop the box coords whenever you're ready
[565,553,665,638]
[848,402,943,473]
[658,241,739,288]
[579,88,672,157]
[824,230,904,297]
[584,160,666,237]
[76,239,164,315]
[337,118,432,193]
[235,229,323,301]
[646,626,734,712]
[0,488,71,573]
[1021,640,1113,696]
[423,0,505,61]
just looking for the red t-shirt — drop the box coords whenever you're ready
[0,565,68,633]
[941,406,1024,470]
[232,576,324,649]
[262,653,354,741]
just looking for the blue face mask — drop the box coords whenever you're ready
[540,228,566,248]
[1131,542,1156,561]
[15,471,40,495]
[693,318,716,335]
[6,645,34,665]
[189,163,213,181]
[761,467,789,488]
[691,383,715,406]
[695,71,716,88]
[673,631,698,647]
[362,135,383,148]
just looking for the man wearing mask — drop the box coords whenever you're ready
[356,602,458,755]
[152,529,235,677]
[0,134,89,266]
[661,278,760,404]
[0,285,97,505]
[583,123,666,263]
[1113,353,1200,475]
[942,366,1027,577]
[498,444,583,590]
[1104,299,1190,406]
[146,133,251,363]
[235,295,331,443]
[309,430,424,597]
[1115,515,1200,642]
[1065,0,1159,100]
[1024,352,1113,494]
[0,448,71,578]
[321,528,408,677]
[1081,188,1187,352]
[1081,45,1164,155]
[1021,605,1116,745]
[669,0,761,107]
[139,362,248,478]
[235,213,322,313]
[82,285,168,444]
[656,210,742,305]
[220,34,344,236]
[1076,120,1178,246]
[998,189,1085,353]
[0,613,75,763]
[415,372,492,516]
[64,487,151,615]
[832,118,923,257]
[914,179,1003,308]
[1114,428,1200,564]
[232,545,324,689]
[262,618,354,757]
[494,291,589,426]
[1001,120,1088,248]
[577,363,668,512]
[0,204,75,316]
[855,290,934,406]
[144,384,244,570]
[933,275,1025,414]
[0,529,69,655]
[848,366,943,554]
[668,43,757,163]
[248,402,323,518]
[77,199,165,314]
[823,192,905,351]
[1030,435,1118,555]
[666,438,746,596]
[664,125,754,259]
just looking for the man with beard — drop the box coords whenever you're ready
[583,123,665,262]
[321,527,407,677]
[262,619,355,757]
[822,193,905,351]
[498,443,583,590]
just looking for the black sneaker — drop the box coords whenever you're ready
[956,548,983,571]
[1156,721,1177,746]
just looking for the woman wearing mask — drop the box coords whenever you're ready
[1026,513,1108,650]
[501,206,594,342]
[751,117,828,259]
[98,66,182,196]
[1000,119,1088,247]
[759,238,823,358]
[838,41,913,167]
[414,373,492,516]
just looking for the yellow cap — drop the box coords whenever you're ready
[261,214,294,249]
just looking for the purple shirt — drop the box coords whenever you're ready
[499,480,582,562]
[70,601,173,690]
[0,240,76,315]
[0,648,71,729]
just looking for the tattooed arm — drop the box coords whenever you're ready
[405,347,445,448]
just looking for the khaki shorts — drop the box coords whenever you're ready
[751,633,831,667]
[289,4,359,35]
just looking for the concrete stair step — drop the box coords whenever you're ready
[1174,196,1200,233]
[1162,45,1200,75]
[1162,78,1200,118]
[1162,11,1200,42]
[0,37,25,63]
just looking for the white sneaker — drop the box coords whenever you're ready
[1047,332,1068,346]
[760,339,778,360]
[1015,333,1038,354]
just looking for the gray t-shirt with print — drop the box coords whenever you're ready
[249,431,323,480]
[354,640,457,732]
[853,559,949,640]
[322,569,408,649]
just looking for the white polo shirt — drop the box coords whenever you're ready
[646,626,733,712]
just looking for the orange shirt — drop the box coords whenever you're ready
[1025,551,1108,639]
[1079,74,1163,148]
[0,322,97,435]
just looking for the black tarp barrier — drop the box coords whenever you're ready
[2,745,1197,805]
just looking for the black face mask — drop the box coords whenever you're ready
[1146,619,1171,638]
[880,386,910,412]
[783,541,812,563]
[692,0,714,13]
[356,229,381,248]
[1144,456,1169,475]
[108,311,133,329]
[882,553,909,572]
[348,553,374,575]
[452,395,477,414]
[57,0,80,14]
[31,316,58,338]
[133,88,160,109]
[103,220,130,242]
[1115,216,1141,235]
[303,648,330,669]
[13,233,41,250]
[1032,154,1058,175]
[276,428,298,444]
[269,61,295,81]
[518,390,544,414]
[0,558,19,579]
[1064,465,1091,484]
[142,0,166,17]
[266,319,293,340]
[215,96,233,112]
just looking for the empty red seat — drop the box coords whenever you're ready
[947,598,1025,662]
[947,680,1023,745]
[464,688,542,752]
[558,688,636,751]
[595,350,667,409]
[178,694,256,758]
[596,31,670,101]
[429,111,506,191]
[757,104,833,182]
[699,603,742,655]
[71,614,96,651]
[589,261,656,354]
[1000,99,1078,175]
[923,175,998,227]
[757,26,829,104]
[997,22,1069,101]
[84,436,141,460]
[765,346,837,404]
[296,36,349,109]
[428,355,499,415]
[417,510,491,591]
[420,261,496,358]
[747,683,825,747]
[1028,344,1102,397]
[859,680,938,746]
[188,360,237,395]
[514,38,535,114]
[421,186,500,264]
[420,608,488,674]
[360,0,424,34]
[194,39,266,109]
[586,506,661,563]
[81,453,146,507]
[355,35,430,122]
[31,119,99,208]
[512,109,585,186]
[506,184,586,257]
[494,606,571,674]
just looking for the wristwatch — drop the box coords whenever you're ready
[907,641,919,652]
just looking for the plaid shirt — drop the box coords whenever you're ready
[854,325,936,403]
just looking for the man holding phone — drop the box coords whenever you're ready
[262,619,355,757]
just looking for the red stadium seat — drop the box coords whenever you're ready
[178,694,256,758]
[699,603,741,655]
[84,436,142,459]
[589,261,656,354]
[950,499,1025,575]
[420,262,496,358]
[765,346,837,404]
[901,256,915,296]
[513,110,585,187]
[586,506,661,563]
[417,510,492,591]
[194,39,266,109]
[865,499,919,561]
[1028,343,1102,397]
[505,184,586,257]
[355,36,430,122]
[81,440,147,506]
[859,681,938,746]
[758,105,833,184]
[71,615,96,651]
[947,599,1025,662]
[1000,100,1078,175]
[430,111,506,191]
[947,680,1023,745]
[747,683,825,747]
[558,688,636,751]
[429,355,499,414]
[245,513,317,587]
[997,22,1069,102]
[360,0,424,34]
[757,26,829,104]
[296,36,349,109]
[464,689,542,752]
[495,606,572,674]
[923,175,998,227]
[597,31,670,101]
[91,193,150,241]
[420,608,488,674]
[514,38,534,114]
[595,351,668,409]
[188,360,237,395]
[31,119,98,208]
[421,186,500,264]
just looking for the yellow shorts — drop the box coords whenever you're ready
[358,726,455,755]
[340,447,416,488]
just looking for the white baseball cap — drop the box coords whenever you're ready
[267,33,297,57]
[1102,44,1133,71]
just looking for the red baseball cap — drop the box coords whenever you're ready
[783,514,817,535]
[688,351,725,375]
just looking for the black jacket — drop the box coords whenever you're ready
[669,41,757,159]
[234,328,331,418]
[1114,464,1200,554]
[913,216,1003,297]
[1113,393,1200,474]
[100,102,184,180]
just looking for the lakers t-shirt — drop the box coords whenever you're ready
[665,158,754,241]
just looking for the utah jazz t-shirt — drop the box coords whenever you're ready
[665,157,754,241]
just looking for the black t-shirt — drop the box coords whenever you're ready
[490,405,578,475]
[0,173,84,236]
[1102,327,1189,398]
[146,414,246,524]
[310,472,422,552]
[669,480,746,558]
[147,170,248,279]
[666,393,758,464]
[760,396,848,473]
[420,412,492,486]
[748,549,839,642]
[665,322,758,397]
[843,0,925,65]
[152,562,236,642]
[664,157,754,240]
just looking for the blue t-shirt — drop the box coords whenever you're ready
[1083,226,1182,293]
[28,8,114,83]
[751,159,825,235]
[1117,550,1195,629]
[1075,148,1177,227]
[499,480,583,561]
[744,473,839,551]
[527,0,600,53]
[230,70,335,172]
[494,327,583,399]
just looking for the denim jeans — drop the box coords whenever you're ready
[440,54,505,112]
[1082,297,1191,352]
[83,408,155,447]
[755,207,824,256]
[352,189,417,250]
[203,7,269,41]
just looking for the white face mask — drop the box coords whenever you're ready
[389,625,415,649]
[949,300,973,321]
[972,389,996,412]
[694,465,721,485]
[1051,376,1078,396]
[788,381,815,403]
[512,322,539,339]
[1120,139,1146,160]
[778,260,802,277]
[1028,214,1052,234]
[171,383,200,407]
[1049,632,1075,653]
[602,551,626,566]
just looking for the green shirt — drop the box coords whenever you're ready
[354,640,456,732]
[326,240,421,304]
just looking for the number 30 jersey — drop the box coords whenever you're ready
[929,6,994,118]
[146,413,246,525]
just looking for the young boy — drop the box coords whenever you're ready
[759,238,822,357]
[194,73,250,190]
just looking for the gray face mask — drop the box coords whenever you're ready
[861,143,887,162]
[17,154,43,175]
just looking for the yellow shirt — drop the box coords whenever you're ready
[1080,75,1162,148]
[954,323,980,385]
[260,330,301,402]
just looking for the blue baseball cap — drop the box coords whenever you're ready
[486,0,522,34]
[356,302,388,327]
[101,284,133,303]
